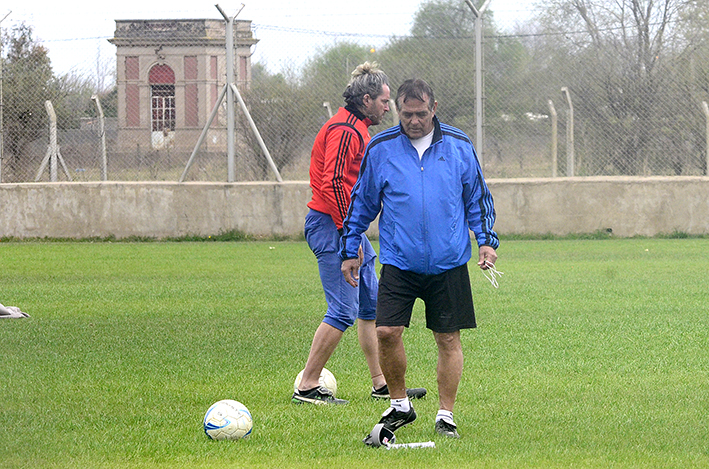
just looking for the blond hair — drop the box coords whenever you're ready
[342,61,389,108]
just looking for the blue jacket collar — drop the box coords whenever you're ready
[399,115,443,143]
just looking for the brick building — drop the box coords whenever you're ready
[109,19,258,156]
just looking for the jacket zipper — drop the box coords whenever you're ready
[420,150,428,272]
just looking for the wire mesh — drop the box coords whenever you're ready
[1,1,708,183]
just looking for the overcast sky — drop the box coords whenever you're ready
[1,1,538,76]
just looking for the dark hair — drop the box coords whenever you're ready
[395,79,435,111]
[342,62,390,108]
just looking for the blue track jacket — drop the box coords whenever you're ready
[340,117,499,275]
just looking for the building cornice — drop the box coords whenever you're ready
[108,19,258,48]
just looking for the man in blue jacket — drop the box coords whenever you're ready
[340,78,499,442]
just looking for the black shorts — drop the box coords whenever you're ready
[376,264,476,333]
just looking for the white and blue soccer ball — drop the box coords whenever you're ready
[203,399,253,440]
[293,367,338,396]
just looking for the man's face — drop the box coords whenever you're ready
[398,96,437,139]
[362,84,391,125]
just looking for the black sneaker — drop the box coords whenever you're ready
[364,406,417,446]
[380,405,417,432]
[435,419,460,438]
[292,386,348,405]
[371,384,427,400]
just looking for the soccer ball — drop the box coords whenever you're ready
[203,399,253,440]
[293,367,338,396]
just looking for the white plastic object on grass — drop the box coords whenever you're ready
[386,441,436,449]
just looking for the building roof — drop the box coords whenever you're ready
[108,18,258,48]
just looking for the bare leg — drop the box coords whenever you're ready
[299,322,344,390]
[434,331,463,411]
[377,325,407,399]
[357,319,387,389]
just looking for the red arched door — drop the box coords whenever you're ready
[149,64,176,149]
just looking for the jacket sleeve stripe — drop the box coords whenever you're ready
[475,173,499,249]
[332,130,353,223]
[341,145,373,259]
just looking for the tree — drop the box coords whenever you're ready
[239,63,317,180]
[379,0,544,170]
[51,71,95,130]
[534,0,702,175]
[2,22,117,182]
[2,23,54,181]
[300,42,377,109]
[673,1,709,174]
[380,0,484,131]
[410,0,478,38]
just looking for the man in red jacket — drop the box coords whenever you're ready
[293,62,426,405]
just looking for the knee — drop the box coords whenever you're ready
[434,331,461,352]
[377,326,403,345]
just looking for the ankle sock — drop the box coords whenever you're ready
[391,397,411,412]
[436,410,455,425]
[297,386,320,395]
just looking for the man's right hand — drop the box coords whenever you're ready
[341,258,361,287]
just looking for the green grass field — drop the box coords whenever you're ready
[1,239,708,468]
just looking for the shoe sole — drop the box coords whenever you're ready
[291,394,348,405]
[435,423,460,438]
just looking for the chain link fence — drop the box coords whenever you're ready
[1,1,708,183]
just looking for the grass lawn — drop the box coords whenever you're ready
[1,238,708,468]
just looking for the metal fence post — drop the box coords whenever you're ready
[217,4,239,183]
[548,99,558,177]
[323,101,333,118]
[92,95,108,181]
[231,83,282,182]
[36,101,71,182]
[464,0,491,168]
[180,85,228,182]
[561,87,575,177]
[703,101,709,176]
[182,4,280,184]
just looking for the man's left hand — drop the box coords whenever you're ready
[477,245,498,270]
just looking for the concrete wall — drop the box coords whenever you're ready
[1,177,708,239]
[0,181,310,239]
[491,176,709,237]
